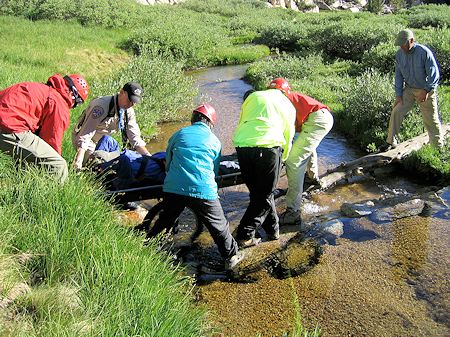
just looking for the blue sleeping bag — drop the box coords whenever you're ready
[115,150,166,189]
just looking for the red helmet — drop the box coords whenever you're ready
[68,74,89,102]
[268,78,291,95]
[193,103,217,126]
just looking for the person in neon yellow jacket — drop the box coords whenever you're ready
[232,88,295,248]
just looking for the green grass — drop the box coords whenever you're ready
[0,15,130,86]
[0,154,206,336]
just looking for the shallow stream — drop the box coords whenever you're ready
[145,65,449,337]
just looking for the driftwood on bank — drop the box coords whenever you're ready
[318,124,450,190]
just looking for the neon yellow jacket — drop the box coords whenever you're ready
[232,89,295,161]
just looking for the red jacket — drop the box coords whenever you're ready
[288,92,330,132]
[0,74,72,154]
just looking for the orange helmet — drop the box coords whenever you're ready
[68,74,89,102]
[268,78,291,95]
[193,103,217,126]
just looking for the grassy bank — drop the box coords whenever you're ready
[0,154,206,336]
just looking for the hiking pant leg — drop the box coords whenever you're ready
[0,131,68,182]
[306,149,319,181]
[285,109,333,211]
[236,147,282,241]
[386,87,415,145]
[188,197,238,259]
[416,89,443,148]
[147,192,185,238]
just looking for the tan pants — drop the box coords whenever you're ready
[0,131,68,182]
[386,86,443,148]
[285,109,334,211]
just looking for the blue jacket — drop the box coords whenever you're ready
[163,122,221,200]
[395,43,440,97]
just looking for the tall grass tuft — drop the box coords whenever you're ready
[0,154,206,336]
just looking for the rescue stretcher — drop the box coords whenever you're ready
[102,155,286,239]
[105,170,244,205]
[104,159,244,239]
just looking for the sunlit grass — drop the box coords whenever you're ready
[0,154,206,336]
[0,15,129,86]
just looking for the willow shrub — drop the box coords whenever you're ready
[314,15,404,62]
[403,4,450,29]
[339,70,394,150]
[85,48,197,136]
[124,7,230,69]
[180,0,266,16]
[0,0,142,27]
[245,53,352,112]
[419,28,450,83]
[253,19,311,52]
[0,154,206,336]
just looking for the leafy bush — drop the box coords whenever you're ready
[123,7,234,69]
[254,20,310,52]
[245,53,353,111]
[360,42,397,74]
[0,0,142,27]
[339,70,398,150]
[180,0,266,17]
[418,28,450,83]
[91,48,197,137]
[403,4,450,29]
[314,16,403,61]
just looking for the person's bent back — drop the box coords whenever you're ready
[0,74,89,182]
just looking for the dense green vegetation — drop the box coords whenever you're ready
[0,0,449,335]
[0,154,206,336]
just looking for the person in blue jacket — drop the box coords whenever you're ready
[146,103,243,270]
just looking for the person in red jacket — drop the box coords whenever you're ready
[269,78,334,226]
[0,74,89,182]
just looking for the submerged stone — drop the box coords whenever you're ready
[372,199,425,223]
[341,201,374,217]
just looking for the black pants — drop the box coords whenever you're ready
[235,146,282,241]
[148,192,238,259]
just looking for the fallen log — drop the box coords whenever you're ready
[319,124,450,190]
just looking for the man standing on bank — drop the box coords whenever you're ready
[381,29,444,151]
[0,74,89,182]
[72,81,150,170]
[270,78,334,226]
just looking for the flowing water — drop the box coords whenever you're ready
[145,65,450,337]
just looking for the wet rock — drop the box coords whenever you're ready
[341,201,374,217]
[372,199,425,223]
[315,219,344,236]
